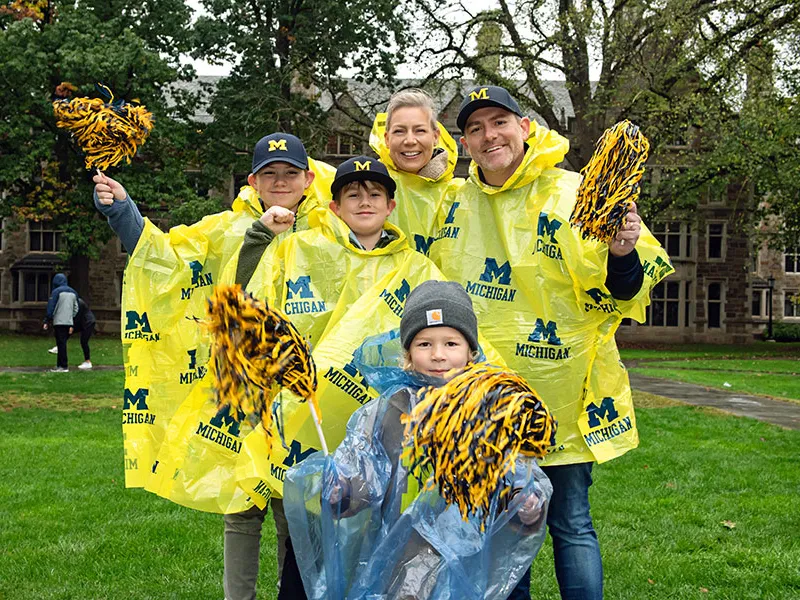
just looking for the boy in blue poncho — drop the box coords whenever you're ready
[283,280,553,600]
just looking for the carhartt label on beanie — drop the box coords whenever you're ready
[401,280,478,351]
[426,309,443,326]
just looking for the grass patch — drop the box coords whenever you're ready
[0,392,119,411]
[2,405,798,599]
[648,359,800,374]
[632,390,685,408]
[0,333,123,367]
[619,342,800,361]
[632,367,800,402]
[0,369,124,396]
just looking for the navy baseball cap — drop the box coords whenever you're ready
[457,85,524,132]
[331,156,397,199]
[251,133,308,173]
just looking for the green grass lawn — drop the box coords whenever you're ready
[0,369,124,396]
[0,332,123,367]
[618,342,800,361]
[1,394,798,599]
[650,359,800,374]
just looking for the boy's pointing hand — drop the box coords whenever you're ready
[93,173,127,205]
[260,205,296,235]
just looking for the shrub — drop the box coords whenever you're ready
[770,322,800,342]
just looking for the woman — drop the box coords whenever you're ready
[370,88,463,254]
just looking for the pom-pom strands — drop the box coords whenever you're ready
[52,84,153,171]
[401,364,556,526]
[571,120,650,244]
[204,284,326,456]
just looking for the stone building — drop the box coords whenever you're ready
[1,78,796,340]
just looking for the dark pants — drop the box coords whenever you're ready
[508,462,603,600]
[53,325,70,369]
[79,323,95,360]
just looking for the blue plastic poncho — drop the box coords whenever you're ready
[283,330,553,600]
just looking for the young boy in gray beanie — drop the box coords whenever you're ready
[282,280,551,599]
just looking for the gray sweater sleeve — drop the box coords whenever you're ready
[94,191,145,255]
[235,219,276,287]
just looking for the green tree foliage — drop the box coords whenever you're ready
[408,0,800,239]
[0,0,202,267]
[189,0,410,185]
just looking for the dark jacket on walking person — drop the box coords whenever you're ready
[43,273,79,372]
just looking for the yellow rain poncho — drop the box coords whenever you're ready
[145,208,451,512]
[430,123,673,466]
[370,114,464,255]
[121,159,335,489]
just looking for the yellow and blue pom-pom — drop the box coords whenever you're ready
[53,83,153,171]
[571,120,650,244]
[401,364,556,527]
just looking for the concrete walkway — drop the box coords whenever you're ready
[629,373,800,430]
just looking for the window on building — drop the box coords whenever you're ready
[12,271,52,302]
[644,280,681,327]
[29,221,64,252]
[707,282,723,328]
[652,221,692,258]
[326,133,362,156]
[707,223,726,260]
[685,281,692,327]
[785,249,800,274]
[785,292,800,319]
[751,289,769,318]
[451,132,471,158]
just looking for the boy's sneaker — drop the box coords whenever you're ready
[48,346,58,354]
[78,361,93,370]
[49,367,69,373]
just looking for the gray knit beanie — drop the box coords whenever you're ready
[400,280,478,351]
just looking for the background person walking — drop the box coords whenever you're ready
[42,273,79,373]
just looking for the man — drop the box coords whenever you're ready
[430,85,673,600]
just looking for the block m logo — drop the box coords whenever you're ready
[209,406,242,437]
[354,160,371,171]
[189,260,204,286]
[444,201,460,225]
[528,319,562,346]
[342,354,368,388]
[123,388,150,411]
[414,234,434,256]
[268,139,287,152]
[286,276,313,299]
[537,213,562,243]
[479,258,512,285]
[586,288,612,304]
[394,279,411,303]
[587,397,619,428]
[282,440,317,467]
[469,87,489,101]
[125,311,152,332]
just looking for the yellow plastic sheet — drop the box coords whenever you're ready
[147,208,454,511]
[121,158,335,489]
[370,114,465,255]
[430,122,673,466]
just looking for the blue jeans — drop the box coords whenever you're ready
[507,462,603,600]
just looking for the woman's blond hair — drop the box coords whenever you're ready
[386,88,438,129]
